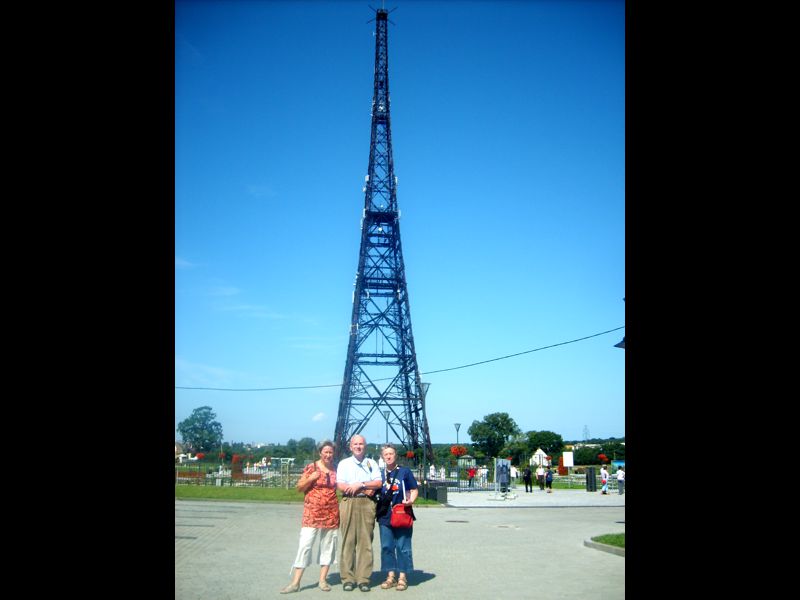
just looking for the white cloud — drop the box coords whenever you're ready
[175,357,236,387]
[208,286,241,297]
[176,34,204,63]
[312,412,326,422]
[175,256,196,269]
[246,184,276,199]
[286,336,345,351]
[217,303,287,319]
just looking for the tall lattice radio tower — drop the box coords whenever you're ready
[334,8,434,464]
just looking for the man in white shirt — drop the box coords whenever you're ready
[336,434,382,592]
[616,466,625,495]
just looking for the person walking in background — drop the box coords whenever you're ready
[536,464,545,491]
[467,466,476,487]
[336,434,382,592]
[522,466,533,493]
[280,440,339,594]
[600,465,609,495]
[376,444,418,592]
[545,466,553,493]
[616,466,625,495]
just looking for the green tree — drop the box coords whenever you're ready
[526,430,565,456]
[433,444,454,466]
[503,436,530,464]
[574,446,599,465]
[604,440,626,461]
[177,406,224,452]
[468,412,521,459]
[297,437,317,460]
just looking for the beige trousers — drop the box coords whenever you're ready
[338,497,376,585]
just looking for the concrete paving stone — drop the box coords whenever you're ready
[176,489,625,599]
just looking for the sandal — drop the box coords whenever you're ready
[319,581,331,591]
[380,573,397,589]
[396,576,408,591]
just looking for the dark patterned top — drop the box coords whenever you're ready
[301,461,339,529]
[376,466,418,527]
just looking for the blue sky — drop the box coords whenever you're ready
[175,0,625,447]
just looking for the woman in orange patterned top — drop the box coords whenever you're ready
[280,440,340,593]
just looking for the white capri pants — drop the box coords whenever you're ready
[291,527,338,570]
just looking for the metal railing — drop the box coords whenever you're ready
[175,464,622,491]
[174,464,304,488]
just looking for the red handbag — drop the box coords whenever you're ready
[390,503,415,528]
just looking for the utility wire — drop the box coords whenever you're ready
[175,325,624,392]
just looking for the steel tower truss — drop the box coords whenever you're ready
[334,9,434,463]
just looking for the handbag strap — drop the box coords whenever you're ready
[383,467,400,496]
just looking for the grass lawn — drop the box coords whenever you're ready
[591,532,625,548]
[175,485,441,505]
[175,485,305,502]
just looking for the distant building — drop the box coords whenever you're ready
[529,448,550,466]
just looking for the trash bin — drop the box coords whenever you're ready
[426,483,447,503]
[585,467,597,492]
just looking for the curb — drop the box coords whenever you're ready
[584,539,625,557]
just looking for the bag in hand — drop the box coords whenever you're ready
[390,503,415,528]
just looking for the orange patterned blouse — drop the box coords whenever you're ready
[301,462,340,529]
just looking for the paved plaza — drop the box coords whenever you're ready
[176,489,625,599]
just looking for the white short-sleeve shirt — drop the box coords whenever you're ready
[336,455,381,485]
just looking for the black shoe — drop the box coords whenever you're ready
[343,583,355,591]
[359,584,371,592]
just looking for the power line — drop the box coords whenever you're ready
[175,325,625,392]
[420,326,624,375]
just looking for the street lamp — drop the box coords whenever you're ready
[454,423,461,493]
[420,382,431,499]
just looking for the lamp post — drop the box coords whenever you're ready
[420,381,433,498]
[454,423,461,492]
[420,383,430,497]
